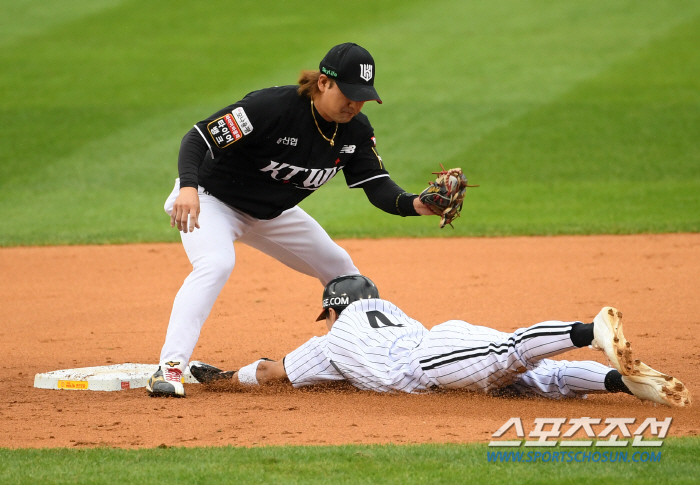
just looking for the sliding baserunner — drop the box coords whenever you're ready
[191,275,691,407]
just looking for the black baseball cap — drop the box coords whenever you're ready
[319,43,382,104]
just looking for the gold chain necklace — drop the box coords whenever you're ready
[310,99,338,146]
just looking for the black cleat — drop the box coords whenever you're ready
[189,361,236,384]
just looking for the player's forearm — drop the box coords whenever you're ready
[177,128,209,188]
[362,177,419,216]
[234,359,290,386]
[257,360,289,383]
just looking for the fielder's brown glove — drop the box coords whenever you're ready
[418,165,478,228]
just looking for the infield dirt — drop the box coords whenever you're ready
[2,235,699,448]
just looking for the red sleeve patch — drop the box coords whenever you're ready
[207,113,243,148]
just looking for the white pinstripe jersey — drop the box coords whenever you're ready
[285,299,432,392]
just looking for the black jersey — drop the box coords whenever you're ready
[188,86,389,220]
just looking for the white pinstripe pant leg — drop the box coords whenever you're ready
[512,359,611,399]
[510,320,578,364]
[417,320,580,392]
[418,321,520,391]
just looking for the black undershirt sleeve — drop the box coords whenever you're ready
[361,177,419,216]
[178,128,210,189]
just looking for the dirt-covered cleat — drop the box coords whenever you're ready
[622,362,692,407]
[590,308,691,407]
[590,307,635,375]
[189,361,236,384]
[147,366,185,397]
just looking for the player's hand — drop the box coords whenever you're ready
[413,198,436,216]
[171,186,201,233]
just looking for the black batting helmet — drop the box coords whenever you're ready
[316,274,379,321]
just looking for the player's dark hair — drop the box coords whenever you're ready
[297,70,334,98]
[329,305,347,315]
[318,305,347,321]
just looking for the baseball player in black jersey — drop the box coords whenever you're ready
[190,275,691,407]
[148,43,435,397]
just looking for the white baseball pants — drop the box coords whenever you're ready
[159,179,358,371]
[418,320,610,397]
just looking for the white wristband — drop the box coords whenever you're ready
[237,360,262,385]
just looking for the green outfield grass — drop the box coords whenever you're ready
[2,439,699,485]
[1,0,699,245]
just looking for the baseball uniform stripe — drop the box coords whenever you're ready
[420,333,574,370]
[193,125,215,159]
[347,173,390,188]
[420,324,575,368]
[419,327,572,362]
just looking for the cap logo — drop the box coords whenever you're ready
[359,64,373,82]
[321,66,338,78]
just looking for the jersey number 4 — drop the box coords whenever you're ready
[366,311,404,329]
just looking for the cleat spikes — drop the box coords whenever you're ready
[591,307,692,407]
